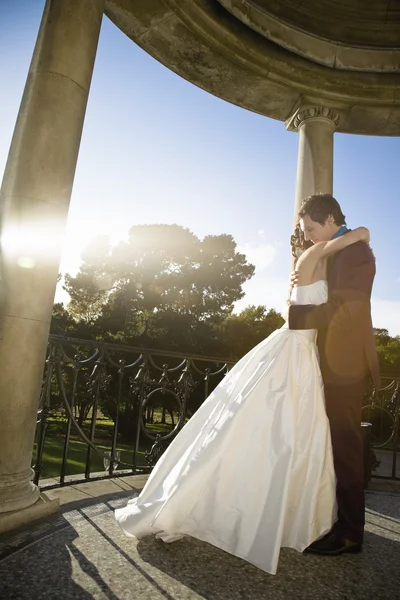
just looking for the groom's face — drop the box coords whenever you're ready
[300,214,335,244]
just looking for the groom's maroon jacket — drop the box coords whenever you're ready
[288,240,380,391]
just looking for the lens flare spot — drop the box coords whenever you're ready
[17,256,36,269]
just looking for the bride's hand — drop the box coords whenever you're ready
[362,228,370,244]
[358,226,370,244]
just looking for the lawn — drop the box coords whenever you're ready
[32,436,146,480]
[32,416,173,480]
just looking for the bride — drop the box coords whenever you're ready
[115,225,370,575]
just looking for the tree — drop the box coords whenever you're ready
[50,303,76,335]
[62,235,113,324]
[374,328,392,347]
[377,337,400,379]
[219,306,284,359]
[62,224,255,352]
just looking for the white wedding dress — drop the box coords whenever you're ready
[115,280,337,574]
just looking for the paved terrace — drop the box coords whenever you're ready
[0,476,399,600]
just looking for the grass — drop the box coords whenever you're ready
[33,414,177,480]
[32,437,145,479]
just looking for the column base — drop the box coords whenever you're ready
[0,493,60,535]
[0,468,41,514]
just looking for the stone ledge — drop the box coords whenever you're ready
[368,478,400,494]
[38,474,399,515]
[0,493,60,535]
[42,474,149,508]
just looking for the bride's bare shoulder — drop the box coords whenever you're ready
[296,244,320,269]
[294,242,330,287]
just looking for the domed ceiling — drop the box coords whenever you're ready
[105,0,400,135]
[217,0,400,71]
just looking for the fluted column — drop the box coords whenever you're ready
[286,106,340,222]
[0,0,104,525]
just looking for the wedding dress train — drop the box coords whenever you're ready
[115,280,336,574]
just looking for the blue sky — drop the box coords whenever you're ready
[1,1,399,334]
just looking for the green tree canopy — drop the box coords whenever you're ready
[220,306,284,359]
[60,224,255,351]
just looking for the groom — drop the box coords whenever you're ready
[289,193,380,556]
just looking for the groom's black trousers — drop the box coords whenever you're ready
[323,377,367,543]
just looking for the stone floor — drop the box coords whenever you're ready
[0,476,399,600]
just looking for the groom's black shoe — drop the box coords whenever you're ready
[304,532,362,556]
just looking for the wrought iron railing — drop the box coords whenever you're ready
[33,335,233,488]
[362,377,400,481]
[33,335,400,488]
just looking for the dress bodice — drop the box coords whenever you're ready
[290,280,328,307]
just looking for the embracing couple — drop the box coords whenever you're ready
[115,193,380,575]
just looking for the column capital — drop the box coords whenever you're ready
[286,106,340,132]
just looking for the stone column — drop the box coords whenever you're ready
[286,106,340,222]
[0,0,104,526]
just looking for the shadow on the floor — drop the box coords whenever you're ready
[0,507,173,600]
[77,510,175,600]
[0,526,97,600]
[0,491,137,564]
[136,530,400,600]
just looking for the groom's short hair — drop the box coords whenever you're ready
[298,193,346,226]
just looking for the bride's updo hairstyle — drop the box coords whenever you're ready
[291,223,312,262]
